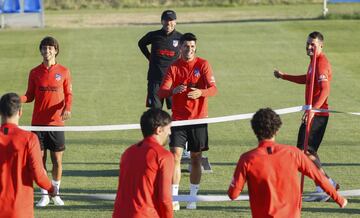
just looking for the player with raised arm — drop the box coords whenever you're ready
[274,31,339,200]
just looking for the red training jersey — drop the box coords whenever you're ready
[0,123,53,218]
[158,57,217,120]
[228,140,345,218]
[282,53,332,116]
[21,63,73,126]
[112,136,174,218]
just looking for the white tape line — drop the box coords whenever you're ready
[173,194,249,202]
[19,105,360,132]
[36,189,360,201]
[20,106,303,132]
[20,124,141,132]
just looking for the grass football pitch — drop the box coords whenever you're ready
[0,6,360,218]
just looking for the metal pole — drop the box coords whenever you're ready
[323,0,329,17]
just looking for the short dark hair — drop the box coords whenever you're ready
[180,33,197,45]
[308,31,324,42]
[0,93,21,118]
[39,36,59,56]
[251,108,282,141]
[140,109,172,137]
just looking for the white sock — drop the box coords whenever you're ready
[189,184,199,196]
[172,184,179,204]
[172,184,179,196]
[40,188,48,195]
[52,180,61,194]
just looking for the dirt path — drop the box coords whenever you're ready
[44,5,322,28]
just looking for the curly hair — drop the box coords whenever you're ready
[251,108,282,141]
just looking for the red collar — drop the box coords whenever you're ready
[1,123,18,129]
[142,136,161,146]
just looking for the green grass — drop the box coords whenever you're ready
[0,7,360,218]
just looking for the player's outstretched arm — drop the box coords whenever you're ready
[274,69,284,79]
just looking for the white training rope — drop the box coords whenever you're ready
[19,105,305,132]
[35,189,360,202]
[19,105,359,132]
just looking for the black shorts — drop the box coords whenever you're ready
[33,131,66,152]
[146,81,172,109]
[297,115,329,154]
[169,124,209,152]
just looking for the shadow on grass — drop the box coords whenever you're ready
[302,207,360,214]
[67,138,136,146]
[34,202,114,211]
[62,169,118,177]
[210,162,237,166]
[63,162,118,165]
[196,189,249,195]
[322,163,360,167]
[348,198,360,203]
[60,188,116,194]
[193,205,249,212]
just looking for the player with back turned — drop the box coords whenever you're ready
[0,93,57,217]
[228,108,347,218]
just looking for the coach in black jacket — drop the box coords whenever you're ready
[138,10,182,109]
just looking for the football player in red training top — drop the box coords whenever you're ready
[228,108,347,218]
[21,36,72,207]
[274,31,339,200]
[159,32,217,210]
[113,109,174,218]
[0,93,57,217]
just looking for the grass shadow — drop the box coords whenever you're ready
[302,207,360,214]
[62,169,118,177]
[322,163,360,167]
[63,162,118,165]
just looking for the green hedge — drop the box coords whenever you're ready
[44,0,323,10]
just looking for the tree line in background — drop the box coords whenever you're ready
[44,0,323,10]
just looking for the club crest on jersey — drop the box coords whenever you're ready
[194,69,200,77]
[173,40,179,47]
[55,73,62,81]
